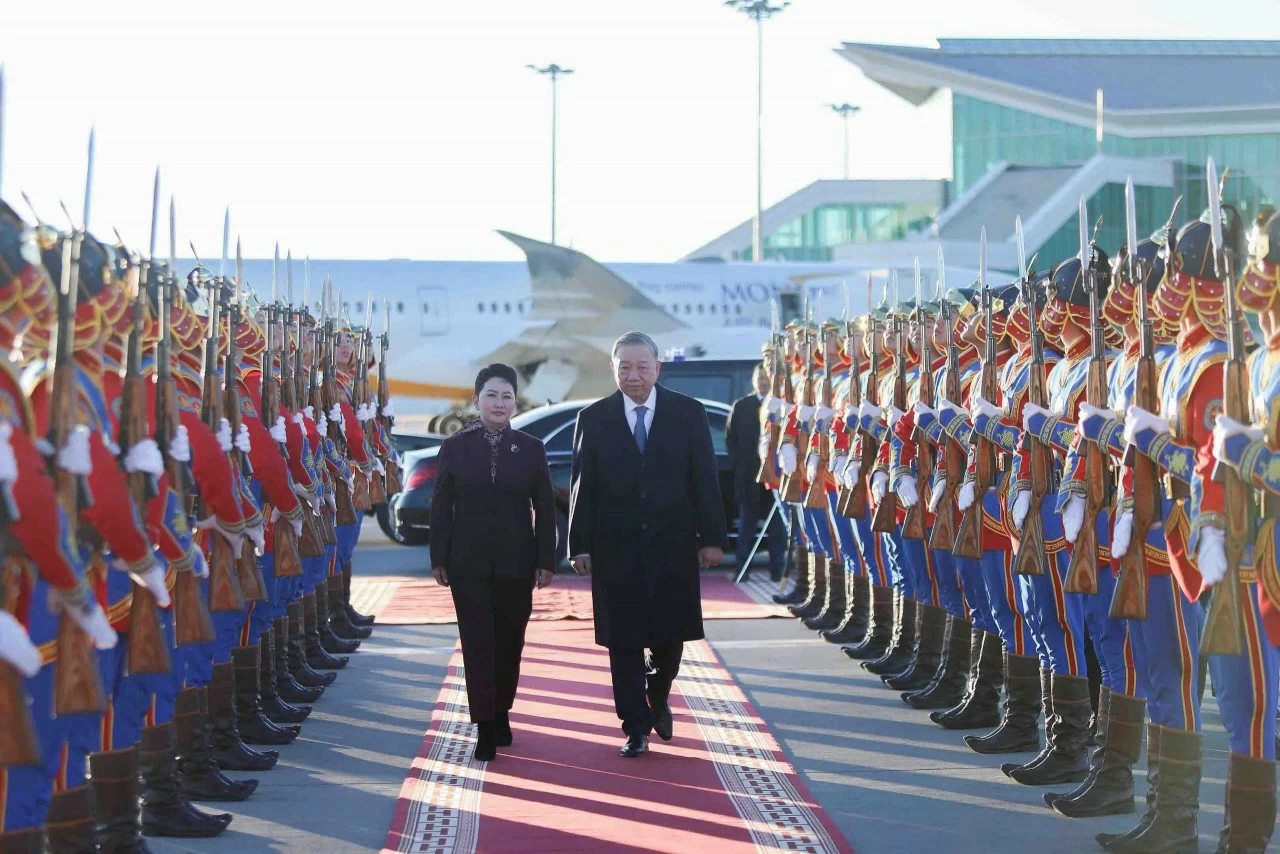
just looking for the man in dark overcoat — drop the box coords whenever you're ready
[568,331,727,757]
[725,362,786,581]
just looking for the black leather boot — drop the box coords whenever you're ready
[328,575,372,641]
[1103,727,1200,853]
[1045,684,1108,807]
[304,592,349,670]
[965,652,1041,754]
[1051,689,1143,817]
[45,784,96,852]
[863,595,918,675]
[822,573,868,643]
[275,617,325,702]
[933,629,1002,729]
[844,585,893,660]
[1097,723,1161,850]
[1008,672,1092,785]
[0,827,42,852]
[208,662,280,771]
[90,747,148,853]
[139,722,229,839]
[259,631,311,723]
[790,553,828,620]
[905,616,972,709]
[343,561,376,627]
[287,602,337,687]
[233,645,300,745]
[1216,752,1276,853]
[474,721,497,762]
[885,605,947,692]
[173,687,259,801]
[803,554,847,631]
[773,546,809,605]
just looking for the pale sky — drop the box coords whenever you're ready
[3,0,1278,263]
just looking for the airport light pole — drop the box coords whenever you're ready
[825,103,860,180]
[726,0,789,262]
[527,63,574,245]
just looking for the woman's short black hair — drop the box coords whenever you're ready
[474,363,519,396]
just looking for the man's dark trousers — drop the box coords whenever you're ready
[609,643,682,737]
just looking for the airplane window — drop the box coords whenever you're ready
[504,303,511,313]
[697,304,704,314]
[685,304,692,314]
[710,304,717,314]
[735,305,743,315]
[491,302,498,313]
[423,304,430,314]
[397,302,405,313]
[518,303,525,313]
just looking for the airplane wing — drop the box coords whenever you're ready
[498,231,687,336]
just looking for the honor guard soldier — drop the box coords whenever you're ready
[772,322,809,605]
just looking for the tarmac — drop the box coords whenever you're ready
[148,516,1249,853]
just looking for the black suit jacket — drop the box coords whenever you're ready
[725,393,763,503]
[567,385,727,648]
[428,423,557,579]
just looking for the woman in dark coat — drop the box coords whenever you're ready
[429,364,556,761]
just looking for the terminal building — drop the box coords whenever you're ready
[686,39,1280,280]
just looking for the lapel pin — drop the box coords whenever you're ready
[511,443,519,453]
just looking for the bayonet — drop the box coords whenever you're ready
[235,238,243,307]
[82,128,95,232]
[1125,177,1139,283]
[1208,157,1225,269]
[168,197,176,282]
[272,243,279,305]
[219,207,229,280]
[286,250,294,308]
[1016,216,1027,282]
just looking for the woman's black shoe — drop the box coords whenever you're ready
[495,712,513,747]
[475,722,497,762]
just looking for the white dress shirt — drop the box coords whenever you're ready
[623,387,656,437]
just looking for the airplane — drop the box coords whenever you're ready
[220,232,977,423]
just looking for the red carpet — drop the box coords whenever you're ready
[352,573,790,625]
[381,621,852,854]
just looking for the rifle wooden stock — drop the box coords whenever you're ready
[370,471,388,505]
[930,365,964,551]
[126,584,172,675]
[298,509,325,558]
[235,539,268,601]
[274,518,304,577]
[0,660,40,767]
[904,368,935,542]
[1065,357,1109,593]
[873,367,906,534]
[207,533,244,613]
[334,472,358,526]
[1013,367,1052,576]
[172,565,215,647]
[953,384,997,560]
[804,356,833,510]
[385,457,403,496]
[1111,356,1158,619]
[352,469,372,512]
[758,355,784,488]
[53,613,106,715]
[1202,355,1248,655]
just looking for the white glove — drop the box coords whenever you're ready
[354,403,369,422]
[0,423,16,483]
[235,423,252,455]
[829,452,847,474]
[887,405,905,429]
[1111,509,1134,559]
[0,611,42,677]
[193,515,244,558]
[56,595,117,650]
[842,458,861,488]
[766,396,783,415]
[805,453,819,482]
[928,478,946,512]
[757,432,770,457]
[293,412,306,429]
[858,400,882,424]
[779,443,798,475]
[270,506,304,538]
[58,426,93,476]
[318,415,329,436]
[245,523,266,555]
[124,438,164,476]
[957,480,975,511]
[815,405,835,425]
[1062,494,1085,544]
[270,416,287,445]
[1212,414,1265,463]
[1197,526,1227,586]
[325,491,337,512]
[972,397,1005,424]
[373,455,386,475]
[1011,488,1031,531]
[1124,406,1170,447]
[897,474,919,507]
[168,425,191,463]
[939,399,967,422]
[1021,402,1053,434]
[329,404,346,436]
[1077,402,1117,423]
[124,561,171,609]
[304,405,316,422]
[190,546,210,579]
[913,400,937,421]
[870,471,888,503]
[216,418,233,452]
[797,404,816,425]
[381,399,395,418]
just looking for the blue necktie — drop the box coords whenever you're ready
[633,405,647,453]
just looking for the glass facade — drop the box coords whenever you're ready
[733,202,937,262]
[953,94,1280,261]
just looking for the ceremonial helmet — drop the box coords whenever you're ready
[235,290,266,361]
[1006,272,1050,342]
[962,282,1020,348]
[1155,205,1243,340]
[934,286,975,351]
[1043,246,1111,346]
[31,229,110,351]
[1105,237,1176,345]
[0,201,56,335]
[1240,205,1280,313]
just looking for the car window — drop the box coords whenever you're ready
[544,423,574,453]
[512,407,579,435]
[706,410,728,454]
[661,375,734,406]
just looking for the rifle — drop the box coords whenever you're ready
[1065,199,1109,594]
[360,296,387,505]
[954,228,996,560]
[321,278,359,526]
[260,253,303,579]
[347,300,374,513]
[118,192,170,676]
[780,301,813,503]
[302,303,338,546]
[804,321,835,510]
[872,273,905,533]
[856,275,883,521]
[930,247,963,550]
[1112,189,1179,619]
[1013,218,1053,575]
[281,254,324,559]
[903,258,933,540]
[757,301,782,488]
[839,286,868,518]
[379,299,402,495]
[155,218,214,645]
[1202,158,1246,656]
[50,132,106,716]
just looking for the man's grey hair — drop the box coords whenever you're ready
[611,331,660,361]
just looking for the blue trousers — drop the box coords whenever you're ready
[246,552,281,645]
[336,522,360,569]
[955,555,996,633]
[853,516,888,588]
[190,569,245,685]
[1136,574,1204,732]
[828,494,861,577]
[1016,508,1087,675]
[1209,581,1280,759]
[1072,511,1136,695]
[801,508,833,559]
[981,549,1035,657]
[109,609,183,751]
[882,533,916,600]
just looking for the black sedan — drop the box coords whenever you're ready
[387,398,739,558]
